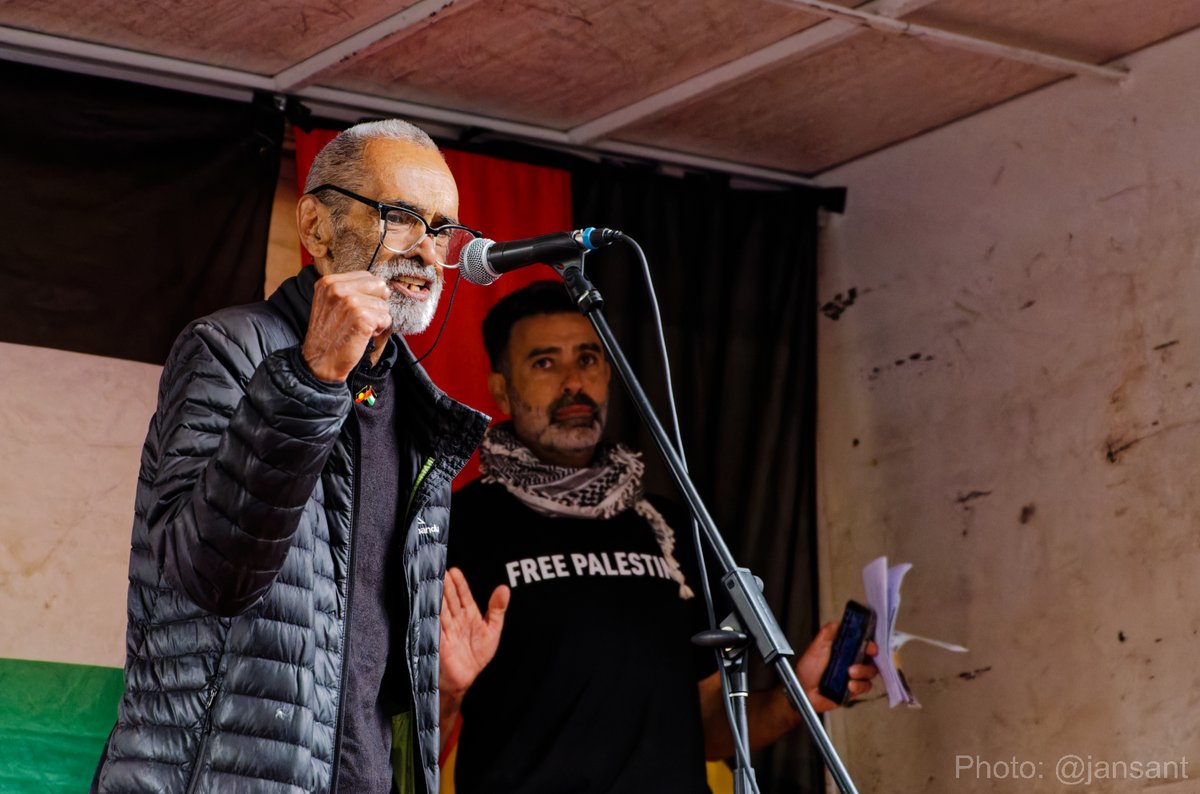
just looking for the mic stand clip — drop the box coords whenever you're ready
[693,619,756,794]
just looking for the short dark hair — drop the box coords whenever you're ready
[482,280,580,372]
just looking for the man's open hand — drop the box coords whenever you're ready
[440,567,510,703]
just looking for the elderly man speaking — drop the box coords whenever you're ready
[92,119,487,794]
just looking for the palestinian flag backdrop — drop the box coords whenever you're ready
[0,59,569,791]
[0,341,159,789]
[0,59,284,791]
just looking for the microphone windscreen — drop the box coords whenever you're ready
[458,238,498,285]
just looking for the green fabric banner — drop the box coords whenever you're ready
[0,657,122,792]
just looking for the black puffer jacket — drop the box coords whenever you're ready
[95,267,487,793]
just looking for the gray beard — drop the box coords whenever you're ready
[370,259,442,336]
[327,228,442,335]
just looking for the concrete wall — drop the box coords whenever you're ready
[817,27,1200,794]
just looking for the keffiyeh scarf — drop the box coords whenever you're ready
[480,422,694,599]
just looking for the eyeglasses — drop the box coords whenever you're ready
[307,183,481,267]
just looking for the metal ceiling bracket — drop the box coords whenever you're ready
[783,0,1130,82]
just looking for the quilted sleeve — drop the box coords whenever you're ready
[148,320,350,616]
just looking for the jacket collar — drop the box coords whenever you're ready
[266,264,320,338]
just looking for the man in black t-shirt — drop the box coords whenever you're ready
[440,281,876,793]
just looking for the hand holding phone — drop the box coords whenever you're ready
[818,600,877,705]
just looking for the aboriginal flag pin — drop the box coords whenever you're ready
[355,385,376,406]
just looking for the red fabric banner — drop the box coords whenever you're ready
[294,129,573,484]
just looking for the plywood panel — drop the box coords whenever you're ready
[322,0,839,127]
[615,31,1063,173]
[0,0,419,74]
[905,0,1200,63]
[616,0,1200,173]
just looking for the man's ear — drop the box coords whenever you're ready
[488,371,512,416]
[297,195,332,266]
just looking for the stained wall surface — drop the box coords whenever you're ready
[817,25,1200,794]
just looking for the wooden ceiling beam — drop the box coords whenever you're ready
[569,0,1129,145]
[272,0,482,91]
[297,85,823,185]
[0,28,820,186]
[567,0,941,144]
[0,24,274,95]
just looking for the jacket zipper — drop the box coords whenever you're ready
[328,419,360,794]
[406,457,435,517]
[184,671,224,794]
[399,455,435,792]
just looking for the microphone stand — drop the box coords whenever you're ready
[551,253,861,794]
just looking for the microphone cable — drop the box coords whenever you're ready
[615,235,763,794]
[411,268,462,366]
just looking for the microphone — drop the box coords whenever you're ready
[458,227,622,285]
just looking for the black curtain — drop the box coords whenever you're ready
[0,60,284,364]
[573,163,835,793]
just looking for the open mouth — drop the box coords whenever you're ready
[388,274,432,300]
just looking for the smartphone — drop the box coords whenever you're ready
[818,600,877,704]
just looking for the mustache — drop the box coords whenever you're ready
[370,257,438,282]
[549,393,600,416]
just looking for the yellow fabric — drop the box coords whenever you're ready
[705,759,735,794]
[439,743,734,794]
[438,741,456,794]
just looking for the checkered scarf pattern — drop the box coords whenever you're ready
[479,422,694,598]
